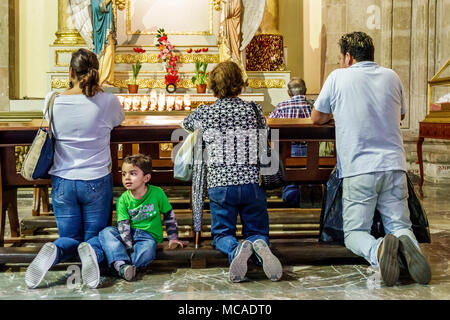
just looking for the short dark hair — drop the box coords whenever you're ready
[208,61,245,99]
[338,32,375,62]
[123,153,152,175]
[288,77,307,96]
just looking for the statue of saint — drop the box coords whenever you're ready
[217,0,266,81]
[92,0,116,86]
[69,0,116,86]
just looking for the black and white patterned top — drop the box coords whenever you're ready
[182,97,266,189]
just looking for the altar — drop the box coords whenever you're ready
[47,0,291,113]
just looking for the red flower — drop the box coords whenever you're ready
[194,49,201,53]
[133,47,146,53]
[159,36,168,42]
[202,48,208,52]
[187,48,193,53]
[165,74,179,85]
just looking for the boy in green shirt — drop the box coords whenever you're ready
[99,154,185,281]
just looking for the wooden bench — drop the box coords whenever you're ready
[0,116,351,266]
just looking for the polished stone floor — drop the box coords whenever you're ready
[0,178,449,300]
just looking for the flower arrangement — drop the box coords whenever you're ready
[155,28,179,86]
[130,47,146,85]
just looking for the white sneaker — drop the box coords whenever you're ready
[25,242,57,289]
[77,242,100,289]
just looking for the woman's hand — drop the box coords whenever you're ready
[167,239,188,249]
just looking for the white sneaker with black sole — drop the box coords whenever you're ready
[25,242,57,289]
[77,242,100,289]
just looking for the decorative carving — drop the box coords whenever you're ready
[213,0,224,11]
[114,53,220,64]
[55,49,78,67]
[115,0,126,11]
[246,34,285,71]
[51,79,71,89]
[52,78,285,89]
[15,146,29,173]
[247,79,286,88]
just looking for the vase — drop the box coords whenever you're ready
[196,84,206,94]
[128,84,139,94]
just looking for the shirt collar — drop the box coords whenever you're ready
[291,95,307,101]
[349,61,378,68]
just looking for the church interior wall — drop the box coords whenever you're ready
[0,0,9,111]
[279,0,303,83]
[18,0,57,100]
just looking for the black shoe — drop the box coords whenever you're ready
[379,234,400,286]
[229,240,253,283]
[252,239,283,281]
[398,235,431,284]
[118,264,136,281]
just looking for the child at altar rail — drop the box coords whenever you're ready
[99,154,185,281]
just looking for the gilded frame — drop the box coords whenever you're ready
[123,0,214,36]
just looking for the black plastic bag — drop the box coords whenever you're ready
[319,168,431,244]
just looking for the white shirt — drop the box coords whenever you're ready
[43,91,125,180]
[314,61,407,178]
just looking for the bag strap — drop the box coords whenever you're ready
[249,101,266,130]
[40,92,58,139]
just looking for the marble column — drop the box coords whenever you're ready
[53,0,85,45]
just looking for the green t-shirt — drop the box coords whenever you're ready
[117,185,172,243]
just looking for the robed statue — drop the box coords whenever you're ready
[69,0,116,86]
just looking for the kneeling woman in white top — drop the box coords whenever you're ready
[26,49,125,289]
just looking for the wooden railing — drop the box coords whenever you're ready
[0,116,336,247]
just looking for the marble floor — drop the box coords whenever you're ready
[0,178,449,300]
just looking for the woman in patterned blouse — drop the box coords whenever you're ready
[182,61,282,283]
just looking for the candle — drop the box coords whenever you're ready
[175,96,183,111]
[183,94,191,110]
[167,96,175,111]
[132,97,140,111]
[158,92,166,111]
[141,96,149,111]
[124,97,132,111]
[118,96,124,107]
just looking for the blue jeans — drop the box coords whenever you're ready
[99,226,157,269]
[208,183,269,264]
[51,174,113,265]
[342,170,419,267]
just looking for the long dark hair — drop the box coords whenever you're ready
[69,48,103,97]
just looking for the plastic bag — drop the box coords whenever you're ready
[319,168,431,244]
[173,130,198,181]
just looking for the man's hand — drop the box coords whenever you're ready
[311,108,331,125]
[168,239,189,249]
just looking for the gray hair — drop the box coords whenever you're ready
[287,77,306,96]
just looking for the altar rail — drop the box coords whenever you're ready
[0,116,336,249]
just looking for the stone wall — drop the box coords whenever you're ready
[0,0,9,111]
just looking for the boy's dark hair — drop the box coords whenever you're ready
[123,154,152,175]
[338,32,375,62]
